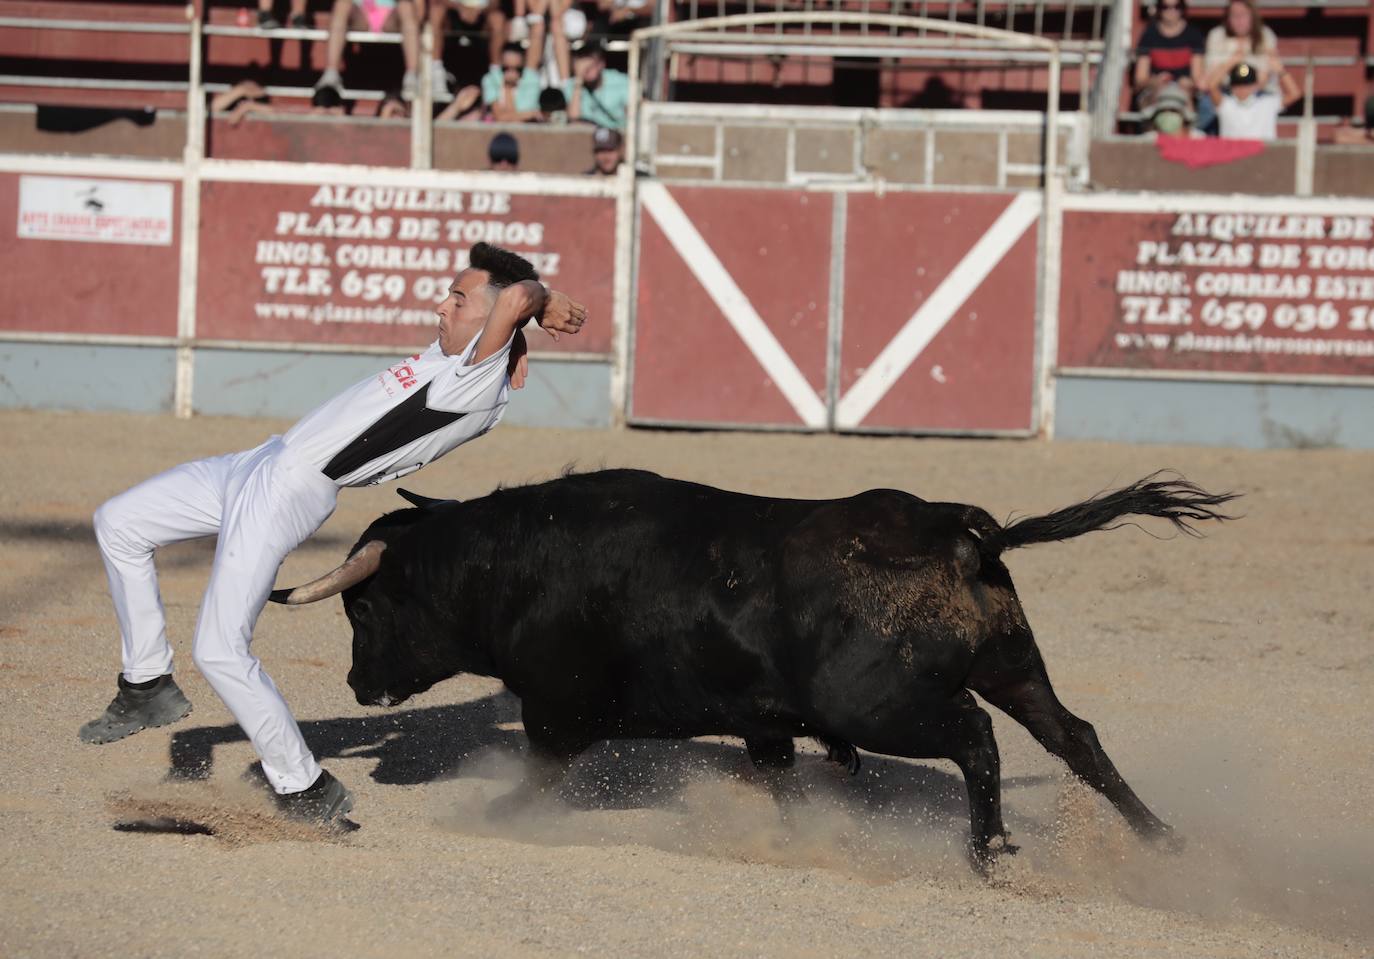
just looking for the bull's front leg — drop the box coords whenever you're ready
[487,701,590,821]
[745,736,804,808]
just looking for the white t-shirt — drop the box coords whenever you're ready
[1217,91,1281,140]
[283,330,512,487]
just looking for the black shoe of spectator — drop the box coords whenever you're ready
[289,12,310,28]
[257,10,282,29]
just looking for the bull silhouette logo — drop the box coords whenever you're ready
[78,186,104,213]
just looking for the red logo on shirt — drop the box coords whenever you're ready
[389,363,419,390]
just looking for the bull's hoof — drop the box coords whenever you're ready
[968,833,1019,876]
[824,740,862,776]
[1144,822,1186,854]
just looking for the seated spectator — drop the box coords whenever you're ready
[592,0,652,38]
[428,0,508,101]
[1333,96,1374,145]
[564,41,629,130]
[1143,83,1199,137]
[315,0,422,103]
[310,86,353,116]
[488,131,520,170]
[1207,56,1299,141]
[540,87,568,124]
[210,80,274,126]
[482,42,544,122]
[377,89,409,119]
[585,126,622,175]
[1133,0,1203,118]
[256,0,309,29]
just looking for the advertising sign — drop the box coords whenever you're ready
[0,172,179,337]
[18,175,173,246]
[197,181,616,354]
[1059,208,1374,380]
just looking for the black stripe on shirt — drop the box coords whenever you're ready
[322,381,466,481]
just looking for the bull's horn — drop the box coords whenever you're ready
[268,540,386,605]
[397,488,457,509]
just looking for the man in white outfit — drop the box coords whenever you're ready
[81,242,586,825]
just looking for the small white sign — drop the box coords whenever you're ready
[17,175,174,246]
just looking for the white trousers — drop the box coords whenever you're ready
[93,437,338,794]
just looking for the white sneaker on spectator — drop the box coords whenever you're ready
[401,70,418,102]
[315,68,343,93]
[430,61,454,103]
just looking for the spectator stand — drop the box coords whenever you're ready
[4,4,1373,444]
[0,7,436,164]
[1099,0,1371,140]
[0,4,623,426]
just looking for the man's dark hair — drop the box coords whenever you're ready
[311,86,345,111]
[573,39,606,60]
[487,131,520,166]
[469,242,539,287]
[501,41,526,60]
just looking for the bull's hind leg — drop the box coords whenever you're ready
[846,692,1013,873]
[969,627,1175,845]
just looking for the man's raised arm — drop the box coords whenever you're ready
[469,280,588,367]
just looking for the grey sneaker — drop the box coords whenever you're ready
[430,61,453,102]
[314,68,343,93]
[79,674,193,745]
[275,770,354,825]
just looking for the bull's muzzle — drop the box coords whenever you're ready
[353,686,405,708]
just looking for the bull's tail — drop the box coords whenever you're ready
[953,471,1238,557]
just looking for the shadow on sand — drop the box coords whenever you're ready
[166,692,1052,827]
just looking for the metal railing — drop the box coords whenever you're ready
[671,0,1114,40]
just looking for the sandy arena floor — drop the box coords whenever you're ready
[0,409,1370,958]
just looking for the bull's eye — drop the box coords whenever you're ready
[350,597,373,620]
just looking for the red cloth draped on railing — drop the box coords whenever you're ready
[1156,134,1266,169]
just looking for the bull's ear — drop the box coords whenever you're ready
[396,488,459,510]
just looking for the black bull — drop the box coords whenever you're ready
[271,469,1235,869]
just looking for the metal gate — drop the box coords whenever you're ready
[628,182,1042,434]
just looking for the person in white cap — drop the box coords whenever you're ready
[585,126,623,175]
[80,242,586,826]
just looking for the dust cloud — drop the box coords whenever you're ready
[433,735,1374,945]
